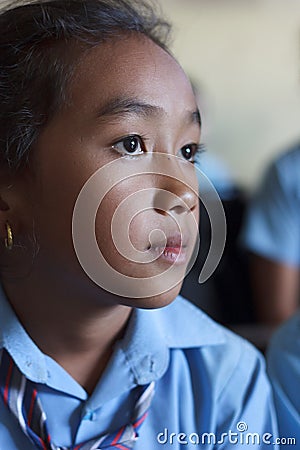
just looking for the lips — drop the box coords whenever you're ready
[149,233,188,265]
[165,234,183,248]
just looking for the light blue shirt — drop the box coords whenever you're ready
[0,287,278,449]
[241,144,300,266]
[267,313,300,447]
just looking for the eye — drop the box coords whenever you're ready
[179,143,205,163]
[112,135,145,156]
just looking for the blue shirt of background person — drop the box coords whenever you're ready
[267,313,300,448]
[240,144,300,325]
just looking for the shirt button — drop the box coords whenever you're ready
[83,411,97,421]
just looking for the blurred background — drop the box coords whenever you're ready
[157,0,300,189]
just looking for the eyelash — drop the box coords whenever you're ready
[112,134,205,163]
[112,134,147,156]
[180,143,206,164]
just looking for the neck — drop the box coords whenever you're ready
[1,276,132,395]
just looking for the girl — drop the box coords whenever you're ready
[0,0,278,448]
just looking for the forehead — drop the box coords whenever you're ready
[68,34,196,116]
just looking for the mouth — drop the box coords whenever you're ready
[147,233,189,265]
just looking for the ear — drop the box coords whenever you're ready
[0,167,35,250]
[0,195,9,212]
[0,175,22,244]
[0,186,14,245]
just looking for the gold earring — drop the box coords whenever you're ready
[4,222,13,250]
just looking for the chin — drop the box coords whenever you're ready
[120,283,183,310]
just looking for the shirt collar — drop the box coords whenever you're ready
[0,284,48,383]
[88,295,225,408]
[0,285,225,393]
[114,295,225,385]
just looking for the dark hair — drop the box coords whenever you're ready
[0,0,171,171]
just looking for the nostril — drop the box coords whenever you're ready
[154,208,169,216]
[169,204,196,214]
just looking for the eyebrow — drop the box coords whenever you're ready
[96,97,163,120]
[191,109,202,127]
[95,96,201,127]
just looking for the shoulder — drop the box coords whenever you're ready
[267,313,300,397]
[132,298,276,435]
[159,296,267,384]
[266,313,300,438]
[267,312,300,371]
[268,311,300,349]
[268,144,300,195]
[160,298,273,427]
[240,144,300,263]
[274,143,300,170]
[131,296,268,393]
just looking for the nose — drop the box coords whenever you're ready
[153,159,198,216]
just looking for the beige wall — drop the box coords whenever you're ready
[158,0,300,189]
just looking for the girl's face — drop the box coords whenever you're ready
[19,34,201,308]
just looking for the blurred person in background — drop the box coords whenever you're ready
[267,312,300,446]
[240,143,300,326]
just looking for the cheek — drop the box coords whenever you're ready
[94,182,153,269]
[127,209,160,250]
